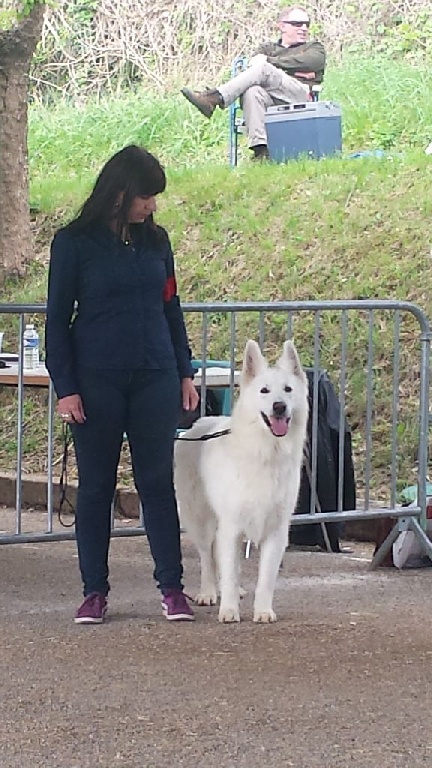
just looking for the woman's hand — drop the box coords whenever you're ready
[57,394,86,424]
[181,378,199,412]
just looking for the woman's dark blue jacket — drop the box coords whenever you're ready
[45,222,194,399]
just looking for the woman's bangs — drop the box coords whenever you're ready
[132,165,166,199]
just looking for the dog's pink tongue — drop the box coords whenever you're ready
[270,417,289,437]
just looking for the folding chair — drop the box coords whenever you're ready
[228,55,322,167]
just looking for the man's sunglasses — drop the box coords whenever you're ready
[282,20,311,28]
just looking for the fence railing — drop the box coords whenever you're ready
[0,299,431,568]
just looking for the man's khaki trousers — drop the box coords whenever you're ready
[218,59,310,148]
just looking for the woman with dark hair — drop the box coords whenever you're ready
[46,145,199,624]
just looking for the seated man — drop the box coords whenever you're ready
[181,6,326,160]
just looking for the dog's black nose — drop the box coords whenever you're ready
[272,401,287,417]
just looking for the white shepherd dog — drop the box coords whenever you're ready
[175,339,309,623]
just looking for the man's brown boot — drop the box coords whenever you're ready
[181,88,224,118]
[251,144,270,161]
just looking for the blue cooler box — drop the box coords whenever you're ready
[264,101,342,162]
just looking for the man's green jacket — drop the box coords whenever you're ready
[254,40,326,84]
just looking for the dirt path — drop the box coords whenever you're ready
[0,520,431,768]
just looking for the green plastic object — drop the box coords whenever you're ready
[399,484,432,505]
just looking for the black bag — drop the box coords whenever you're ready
[290,369,356,552]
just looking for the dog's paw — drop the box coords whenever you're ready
[195,591,217,606]
[218,607,240,623]
[253,609,277,623]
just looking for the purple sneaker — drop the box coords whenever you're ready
[74,592,107,624]
[161,589,195,621]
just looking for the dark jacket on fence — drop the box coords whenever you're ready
[291,369,356,552]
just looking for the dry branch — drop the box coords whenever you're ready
[26,0,432,97]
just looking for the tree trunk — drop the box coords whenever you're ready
[0,4,46,284]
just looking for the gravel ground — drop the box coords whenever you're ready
[1,510,432,768]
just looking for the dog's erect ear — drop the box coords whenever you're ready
[279,340,306,380]
[241,340,266,384]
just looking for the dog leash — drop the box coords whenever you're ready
[58,423,76,527]
[175,428,231,442]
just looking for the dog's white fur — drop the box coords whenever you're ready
[175,340,309,623]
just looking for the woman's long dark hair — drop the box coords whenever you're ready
[67,145,166,238]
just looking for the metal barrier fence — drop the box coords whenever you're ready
[0,299,431,568]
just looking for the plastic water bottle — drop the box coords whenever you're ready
[23,324,40,370]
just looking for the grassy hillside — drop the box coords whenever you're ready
[1,55,432,497]
[12,55,432,310]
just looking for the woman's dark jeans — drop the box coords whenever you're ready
[70,368,182,596]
